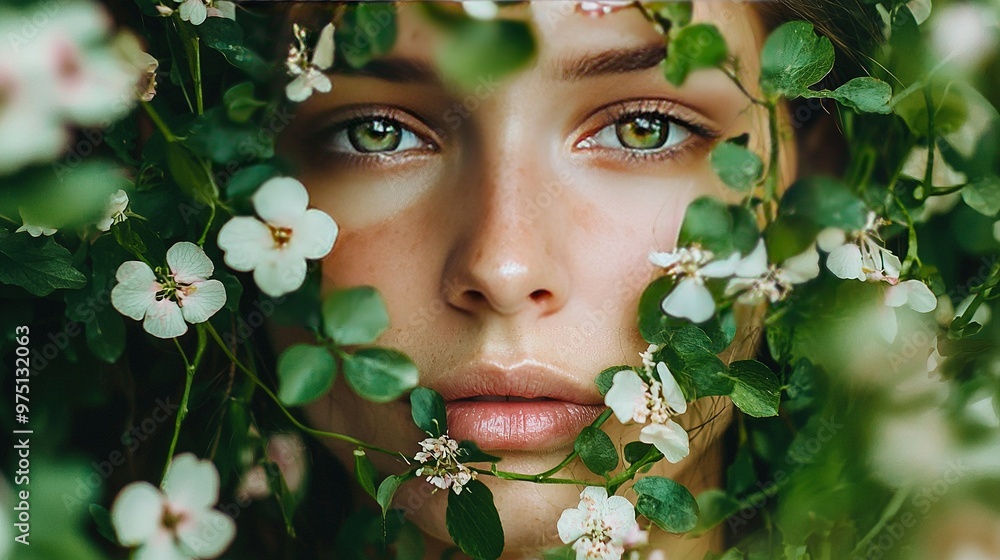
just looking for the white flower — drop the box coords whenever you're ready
[724,239,820,304]
[648,245,740,323]
[217,177,338,297]
[237,433,307,501]
[113,32,159,102]
[111,242,227,339]
[931,4,999,71]
[15,209,57,237]
[111,454,236,560]
[96,189,129,232]
[557,486,639,560]
[901,145,967,188]
[174,0,236,26]
[817,213,901,283]
[605,363,689,463]
[576,1,633,16]
[462,1,499,20]
[284,23,335,102]
[875,279,938,343]
[413,434,477,495]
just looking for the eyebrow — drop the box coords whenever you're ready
[337,43,667,84]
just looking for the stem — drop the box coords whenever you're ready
[163,327,207,483]
[894,198,921,276]
[723,67,768,107]
[141,102,178,143]
[476,467,593,486]
[852,485,912,556]
[762,101,782,222]
[197,203,216,246]
[192,36,204,115]
[204,323,405,459]
[921,87,936,197]
[607,446,664,494]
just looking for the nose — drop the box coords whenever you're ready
[442,166,571,319]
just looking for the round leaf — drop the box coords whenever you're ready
[664,23,728,86]
[574,426,619,475]
[711,140,764,193]
[446,479,505,560]
[343,347,419,403]
[726,360,780,418]
[410,387,448,437]
[633,476,700,533]
[760,21,834,98]
[322,286,390,346]
[277,344,337,406]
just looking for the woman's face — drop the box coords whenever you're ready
[279,2,788,556]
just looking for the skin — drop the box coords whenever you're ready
[276,2,796,558]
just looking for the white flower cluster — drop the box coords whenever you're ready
[285,22,335,102]
[605,347,690,464]
[170,0,235,26]
[557,486,643,560]
[413,434,477,495]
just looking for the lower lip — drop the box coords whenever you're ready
[445,400,605,451]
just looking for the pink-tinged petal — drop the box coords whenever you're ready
[253,177,309,228]
[656,362,687,414]
[134,530,190,560]
[253,251,307,297]
[179,0,207,25]
[701,251,741,278]
[640,421,690,463]
[648,251,681,269]
[734,239,768,278]
[167,241,214,283]
[579,485,609,505]
[177,509,236,558]
[662,278,715,323]
[816,228,847,252]
[163,454,220,512]
[143,299,187,339]
[605,369,647,424]
[288,208,338,260]
[217,216,274,272]
[208,1,236,20]
[603,495,638,539]
[885,279,937,313]
[874,305,899,344]
[825,243,865,281]
[112,262,158,320]
[110,482,165,546]
[557,507,588,544]
[179,279,227,324]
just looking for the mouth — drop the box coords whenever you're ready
[434,361,606,452]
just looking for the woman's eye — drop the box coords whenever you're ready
[328,117,425,155]
[587,113,691,152]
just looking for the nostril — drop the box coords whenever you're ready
[529,289,551,302]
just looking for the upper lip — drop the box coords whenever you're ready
[433,359,605,405]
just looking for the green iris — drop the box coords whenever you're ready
[615,115,668,150]
[347,118,402,153]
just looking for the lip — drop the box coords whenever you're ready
[434,360,606,451]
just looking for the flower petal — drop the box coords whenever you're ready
[875,305,899,344]
[557,507,588,544]
[179,279,227,324]
[311,23,336,70]
[734,239,768,278]
[701,251,741,278]
[287,208,338,260]
[648,251,681,269]
[209,1,236,20]
[605,369,647,424]
[662,278,715,323]
[885,279,937,313]
[179,0,207,25]
[167,241,215,284]
[112,262,158,320]
[253,177,309,228]
[177,509,236,558]
[825,243,865,281]
[816,228,847,252]
[133,530,190,560]
[217,216,274,272]
[253,251,307,297]
[110,482,164,546]
[640,421,690,463]
[143,299,187,339]
[781,243,820,284]
[602,495,638,541]
[656,362,687,415]
[163,454,220,511]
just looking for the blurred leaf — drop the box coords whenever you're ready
[186,108,274,164]
[638,276,677,344]
[437,19,535,91]
[692,489,741,535]
[634,476,699,533]
[801,77,892,114]
[647,1,692,27]
[664,24,727,86]
[223,82,267,123]
[727,360,780,418]
[0,230,86,296]
[711,140,764,193]
[276,343,337,406]
[574,426,619,475]
[377,473,414,521]
[760,21,834,98]
[446,479,504,560]
[322,286,390,345]
[343,347,419,403]
[225,163,281,199]
[166,142,218,206]
[458,440,502,464]
[961,175,1000,217]
[779,177,868,231]
[337,2,398,68]
[410,386,448,437]
[678,197,759,256]
[197,18,270,79]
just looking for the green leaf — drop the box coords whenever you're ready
[322,286,390,345]
[624,442,653,465]
[663,24,727,86]
[646,1,692,27]
[678,197,759,256]
[410,387,448,437]
[0,230,86,296]
[711,140,764,193]
[595,365,626,396]
[197,18,270,79]
[337,2,398,68]
[691,489,741,535]
[186,108,274,164]
[166,142,218,206]
[961,175,1000,217]
[89,504,116,544]
[223,82,266,123]
[726,360,780,418]
[574,426,619,475]
[633,476,699,533]
[343,347,419,403]
[225,164,282,199]
[437,20,535,91]
[458,440,502,464]
[446,479,504,560]
[779,177,868,230]
[801,77,892,114]
[376,473,414,521]
[354,449,378,500]
[638,276,677,344]
[759,21,834,98]
[764,215,817,264]
[276,344,337,406]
